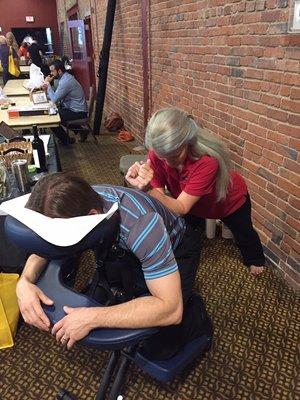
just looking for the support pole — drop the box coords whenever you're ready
[93,0,117,135]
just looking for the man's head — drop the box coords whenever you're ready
[0,36,7,45]
[49,60,66,79]
[26,172,104,218]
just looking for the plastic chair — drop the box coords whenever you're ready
[65,86,98,143]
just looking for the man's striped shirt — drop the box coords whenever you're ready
[94,185,186,280]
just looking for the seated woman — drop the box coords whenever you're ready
[126,108,265,276]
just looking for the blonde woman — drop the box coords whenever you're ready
[126,108,265,275]
[0,35,19,85]
[5,32,19,54]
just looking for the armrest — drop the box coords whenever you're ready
[37,260,157,349]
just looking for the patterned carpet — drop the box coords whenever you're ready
[0,134,299,400]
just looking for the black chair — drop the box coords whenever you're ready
[65,86,98,143]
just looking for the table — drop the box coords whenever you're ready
[0,95,61,129]
[0,135,61,273]
[3,79,30,96]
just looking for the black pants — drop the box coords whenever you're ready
[141,225,212,360]
[51,108,87,144]
[221,194,265,267]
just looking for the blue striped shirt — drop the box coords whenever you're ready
[93,185,186,280]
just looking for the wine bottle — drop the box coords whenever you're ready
[32,125,47,172]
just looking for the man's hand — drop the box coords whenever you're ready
[52,306,95,349]
[16,277,53,331]
[44,75,54,84]
[125,159,154,190]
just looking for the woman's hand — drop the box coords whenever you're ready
[16,277,53,331]
[52,306,95,349]
[125,159,154,191]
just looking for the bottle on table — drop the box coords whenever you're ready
[32,125,47,173]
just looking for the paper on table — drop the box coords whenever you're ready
[0,194,119,247]
[24,134,50,155]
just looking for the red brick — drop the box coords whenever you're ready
[262,149,284,164]
[279,167,300,186]
[289,138,300,152]
[261,94,281,108]
[245,68,264,80]
[245,141,263,156]
[281,99,300,114]
[277,123,300,138]
[288,113,300,127]
[285,235,300,255]
[283,158,300,175]
[277,177,300,197]
[267,108,288,122]
[267,131,289,145]
[290,87,300,100]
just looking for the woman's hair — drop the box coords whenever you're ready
[21,42,28,48]
[26,172,104,218]
[145,108,231,201]
[5,32,17,47]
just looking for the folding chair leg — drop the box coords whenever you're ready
[95,345,137,400]
[96,350,121,400]
[87,123,98,143]
[108,348,134,400]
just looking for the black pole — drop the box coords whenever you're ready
[93,0,117,135]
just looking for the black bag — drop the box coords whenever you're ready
[85,244,147,306]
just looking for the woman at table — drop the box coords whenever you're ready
[126,108,265,276]
[18,42,29,63]
[27,36,49,76]
[0,35,19,85]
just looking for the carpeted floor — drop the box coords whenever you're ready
[0,134,299,400]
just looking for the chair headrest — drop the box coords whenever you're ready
[4,212,119,259]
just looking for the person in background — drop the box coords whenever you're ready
[0,35,19,85]
[27,36,49,76]
[5,32,19,55]
[126,108,266,276]
[18,42,29,63]
[43,60,89,145]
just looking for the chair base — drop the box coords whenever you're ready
[135,334,212,383]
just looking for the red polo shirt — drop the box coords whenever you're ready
[149,150,248,219]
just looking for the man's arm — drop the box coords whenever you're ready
[46,78,70,103]
[52,270,183,349]
[16,254,53,331]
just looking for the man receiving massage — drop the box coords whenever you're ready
[16,172,212,359]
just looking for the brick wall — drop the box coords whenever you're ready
[56,0,300,289]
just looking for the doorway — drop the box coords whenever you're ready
[11,27,54,55]
[85,17,96,88]
[67,18,95,99]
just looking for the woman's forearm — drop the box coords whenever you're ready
[148,189,186,215]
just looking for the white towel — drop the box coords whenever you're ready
[0,194,118,247]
